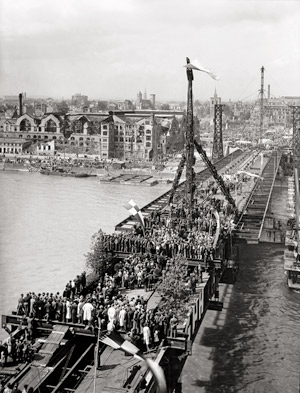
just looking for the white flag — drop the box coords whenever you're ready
[184,59,219,80]
[123,199,145,227]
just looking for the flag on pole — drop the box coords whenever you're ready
[99,331,167,393]
[99,330,144,359]
[184,59,219,81]
[123,199,145,227]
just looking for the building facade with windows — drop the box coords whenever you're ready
[0,138,31,154]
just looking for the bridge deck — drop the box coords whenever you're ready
[235,152,282,243]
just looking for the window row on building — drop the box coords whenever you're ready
[0,111,184,159]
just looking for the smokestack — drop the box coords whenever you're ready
[268,84,270,99]
[19,93,23,116]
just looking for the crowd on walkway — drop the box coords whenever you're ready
[5,252,196,368]
[2,185,235,375]
[100,190,235,261]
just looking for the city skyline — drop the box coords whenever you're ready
[0,0,299,102]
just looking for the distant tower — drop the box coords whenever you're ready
[268,84,270,100]
[259,65,265,143]
[212,103,224,162]
[210,88,221,119]
[137,91,142,104]
[19,93,23,116]
[150,94,156,109]
[143,89,147,100]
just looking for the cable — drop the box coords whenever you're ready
[239,90,261,102]
[237,70,261,102]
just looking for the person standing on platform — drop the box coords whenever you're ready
[66,299,72,323]
[142,324,151,353]
[169,314,178,337]
[82,299,94,327]
[119,306,126,332]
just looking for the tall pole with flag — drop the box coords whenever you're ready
[183,58,219,227]
[185,58,195,225]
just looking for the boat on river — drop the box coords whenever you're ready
[40,167,90,178]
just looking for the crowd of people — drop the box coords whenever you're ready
[0,337,35,369]
[1,181,235,386]
[100,188,235,262]
[3,251,197,370]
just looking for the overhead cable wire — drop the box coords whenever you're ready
[237,70,261,102]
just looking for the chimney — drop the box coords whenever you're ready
[268,84,270,99]
[19,93,23,116]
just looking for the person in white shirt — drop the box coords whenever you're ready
[82,301,94,323]
[143,325,151,352]
[107,304,116,323]
[119,306,127,331]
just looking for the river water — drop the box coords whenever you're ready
[1,172,300,392]
[0,171,169,339]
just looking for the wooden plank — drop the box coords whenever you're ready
[52,325,69,333]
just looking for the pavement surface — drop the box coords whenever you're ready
[181,283,234,392]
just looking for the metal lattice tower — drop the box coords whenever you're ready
[185,57,195,215]
[291,106,300,169]
[212,104,224,162]
[259,66,265,143]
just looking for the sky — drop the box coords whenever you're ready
[0,0,299,102]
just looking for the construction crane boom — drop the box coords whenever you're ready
[194,140,237,210]
[168,154,186,205]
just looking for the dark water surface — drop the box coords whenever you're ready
[196,183,300,392]
[208,243,300,393]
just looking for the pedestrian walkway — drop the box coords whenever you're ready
[181,282,234,392]
[121,286,161,311]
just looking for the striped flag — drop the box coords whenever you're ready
[123,199,145,227]
[99,331,166,393]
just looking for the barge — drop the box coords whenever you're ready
[40,168,90,178]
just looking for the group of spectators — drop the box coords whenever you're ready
[99,186,235,262]
[0,337,35,369]
[1,179,235,383]
[6,252,196,367]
